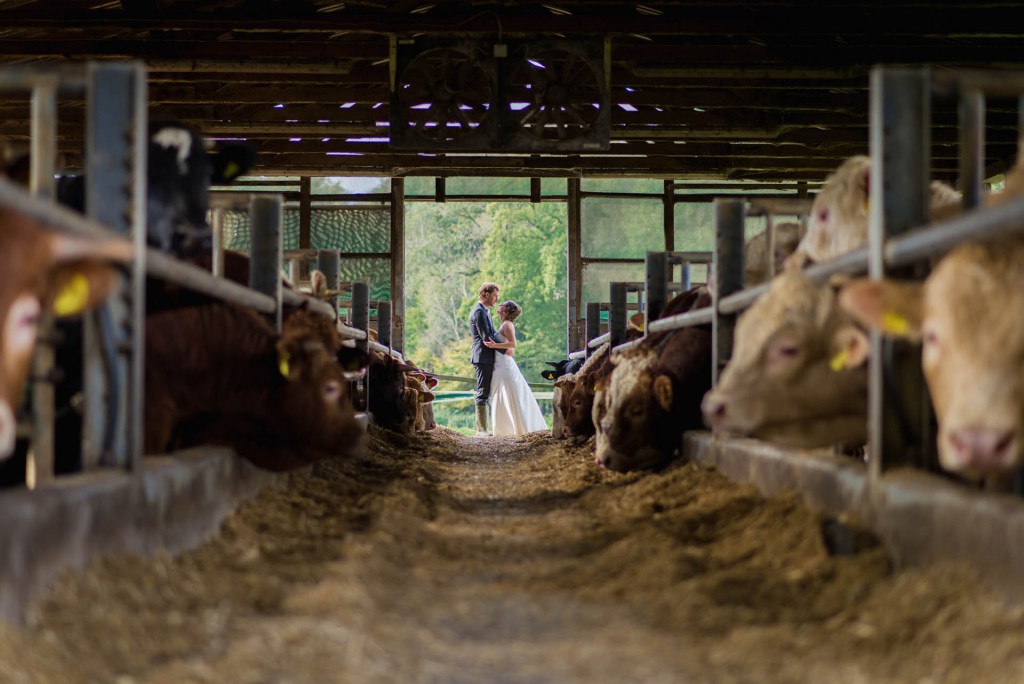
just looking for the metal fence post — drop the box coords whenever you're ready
[868,67,935,480]
[316,249,340,320]
[712,198,745,386]
[352,282,370,413]
[82,61,146,471]
[645,251,668,329]
[584,302,601,358]
[248,195,283,333]
[609,282,627,348]
[377,301,392,349]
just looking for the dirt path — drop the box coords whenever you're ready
[2,427,1024,684]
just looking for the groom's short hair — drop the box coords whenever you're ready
[478,282,499,297]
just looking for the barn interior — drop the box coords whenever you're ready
[3,2,1024,682]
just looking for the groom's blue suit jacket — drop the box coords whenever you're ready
[469,302,506,365]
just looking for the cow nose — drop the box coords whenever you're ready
[701,394,728,427]
[0,401,15,460]
[948,427,1017,470]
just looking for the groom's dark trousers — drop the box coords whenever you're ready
[469,301,504,406]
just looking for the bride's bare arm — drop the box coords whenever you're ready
[484,321,517,350]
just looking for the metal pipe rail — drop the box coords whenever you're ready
[714,196,1024,319]
[0,65,88,93]
[0,178,357,335]
[646,306,714,333]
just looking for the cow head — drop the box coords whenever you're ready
[367,352,412,432]
[551,373,576,439]
[593,348,675,471]
[273,311,365,459]
[840,238,1024,479]
[0,204,131,459]
[57,121,256,260]
[701,271,870,449]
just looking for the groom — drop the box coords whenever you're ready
[469,281,506,436]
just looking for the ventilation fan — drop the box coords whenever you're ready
[504,40,610,151]
[390,41,498,149]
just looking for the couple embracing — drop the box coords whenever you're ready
[469,282,547,437]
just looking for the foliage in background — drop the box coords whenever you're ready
[306,176,717,430]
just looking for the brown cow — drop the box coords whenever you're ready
[0,200,130,460]
[744,221,802,286]
[144,304,366,471]
[840,236,1024,483]
[593,290,713,472]
[783,155,961,271]
[701,272,870,449]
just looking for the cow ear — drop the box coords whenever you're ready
[653,375,673,412]
[47,261,123,317]
[628,312,645,332]
[418,391,435,404]
[541,370,557,381]
[829,325,870,372]
[839,278,923,340]
[209,142,257,184]
[337,346,372,372]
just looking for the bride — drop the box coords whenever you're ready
[482,300,548,436]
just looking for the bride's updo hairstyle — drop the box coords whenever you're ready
[499,300,522,322]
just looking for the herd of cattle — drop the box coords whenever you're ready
[0,121,437,488]
[548,150,1024,492]
[4,121,1024,492]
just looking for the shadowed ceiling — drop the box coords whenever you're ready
[2,1,1023,183]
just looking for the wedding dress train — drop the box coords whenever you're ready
[490,352,547,436]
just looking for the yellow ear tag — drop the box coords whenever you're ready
[829,348,850,372]
[881,311,910,336]
[52,273,91,316]
[224,160,240,179]
[278,352,291,379]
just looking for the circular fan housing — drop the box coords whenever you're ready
[395,47,493,145]
[507,48,605,143]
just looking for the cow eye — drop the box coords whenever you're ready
[817,208,829,223]
[922,325,940,348]
[323,380,342,400]
[768,338,802,365]
[630,405,644,418]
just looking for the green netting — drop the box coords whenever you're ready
[581,196,663,258]
[220,207,390,253]
[333,257,392,312]
[673,202,715,251]
[581,261,645,306]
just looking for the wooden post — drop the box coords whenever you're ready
[567,178,583,354]
[390,177,405,353]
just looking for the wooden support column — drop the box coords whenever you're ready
[567,178,583,354]
[390,177,405,354]
[663,179,675,251]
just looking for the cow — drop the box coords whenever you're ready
[43,124,256,475]
[144,304,367,471]
[839,236,1024,484]
[367,350,415,433]
[593,289,713,472]
[400,369,437,434]
[562,288,708,444]
[783,155,962,271]
[540,357,583,382]
[701,271,870,450]
[0,196,132,462]
[56,120,256,259]
[744,221,802,286]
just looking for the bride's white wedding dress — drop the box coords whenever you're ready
[491,345,547,437]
